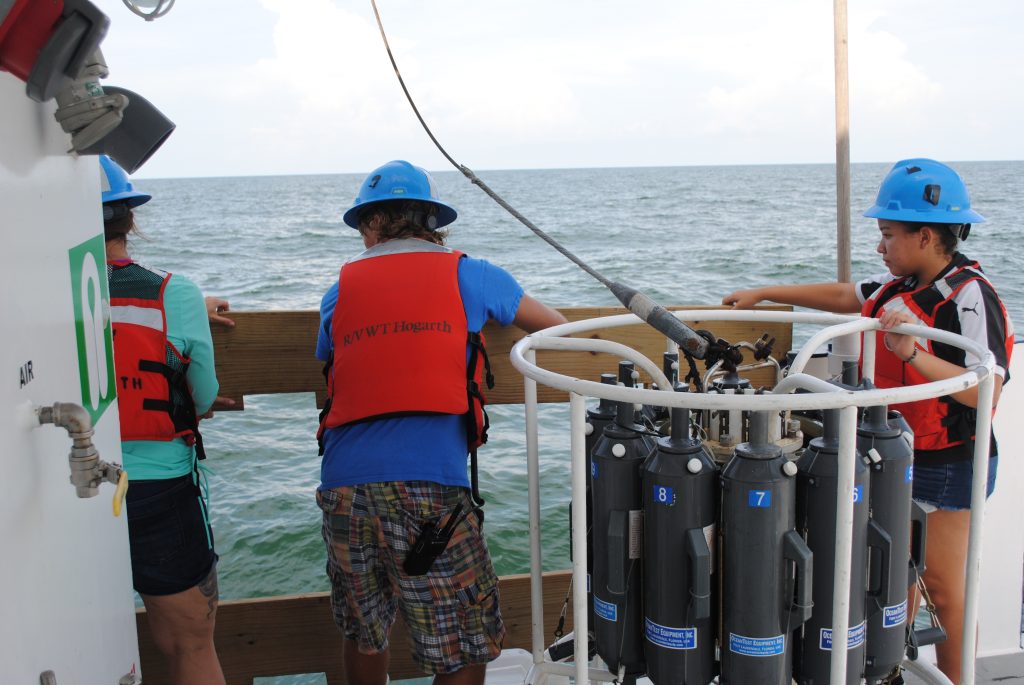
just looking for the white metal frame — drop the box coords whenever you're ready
[510,309,996,685]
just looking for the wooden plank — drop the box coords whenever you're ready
[210,306,792,408]
[210,310,322,411]
[136,570,574,685]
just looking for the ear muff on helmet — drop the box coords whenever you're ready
[354,205,441,232]
[405,209,439,230]
[951,224,971,241]
[103,201,132,223]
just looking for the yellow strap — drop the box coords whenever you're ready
[112,470,129,517]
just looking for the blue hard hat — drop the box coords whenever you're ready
[343,160,457,229]
[100,155,151,208]
[863,158,984,225]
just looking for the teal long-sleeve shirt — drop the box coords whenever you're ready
[119,271,219,480]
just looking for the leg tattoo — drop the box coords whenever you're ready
[198,563,219,620]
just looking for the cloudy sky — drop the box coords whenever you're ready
[96,0,1024,178]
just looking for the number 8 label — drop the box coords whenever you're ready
[654,485,674,506]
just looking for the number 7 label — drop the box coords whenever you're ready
[748,490,771,508]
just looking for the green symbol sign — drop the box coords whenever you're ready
[68,235,116,424]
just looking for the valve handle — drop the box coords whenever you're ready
[112,470,129,517]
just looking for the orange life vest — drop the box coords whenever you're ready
[109,262,205,457]
[319,241,492,452]
[863,259,1012,459]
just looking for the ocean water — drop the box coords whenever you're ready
[132,163,1022,679]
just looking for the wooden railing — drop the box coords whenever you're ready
[136,305,792,684]
[210,306,793,410]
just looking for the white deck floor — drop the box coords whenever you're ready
[903,651,1024,684]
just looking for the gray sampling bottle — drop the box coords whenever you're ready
[720,410,813,684]
[857,405,927,683]
[794,409,870,684]
[591,388,655,679]
[641,388,718,685]
[575,372,620,637]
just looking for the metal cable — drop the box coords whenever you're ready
[369,0,711,359]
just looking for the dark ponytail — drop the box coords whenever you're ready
[104,207,138,242]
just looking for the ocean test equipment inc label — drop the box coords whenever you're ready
[883,599,908,628]
[819,621,867,651]
[729,633,785,657]
[645,618,697,650]
[594,596,618,622]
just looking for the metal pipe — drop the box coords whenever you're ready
[569,392,589,685]
[861,327,877,383]
[767,355,790,428]
[35,401,122,499]
[772,373,844,396]
[832,332,861,383]
[526,336,674,394]
[524,309,861,343]
[36,401,92,436]
[961,372,996,685]
[524,349,545,663]
[700,358,781,393]
[789,318,874,377]
[768,355,783,386]
[702,359,724,393]
[739,359,780,377]
[834,0,852,283]
[829,405,858,683]
[512,335,989,412]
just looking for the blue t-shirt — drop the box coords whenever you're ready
[317,253,524,489]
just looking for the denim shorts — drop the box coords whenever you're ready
[912,456,998,512]
[317,481,504,674]
[126,475,217,596]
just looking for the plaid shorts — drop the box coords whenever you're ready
[316,481,505,674]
